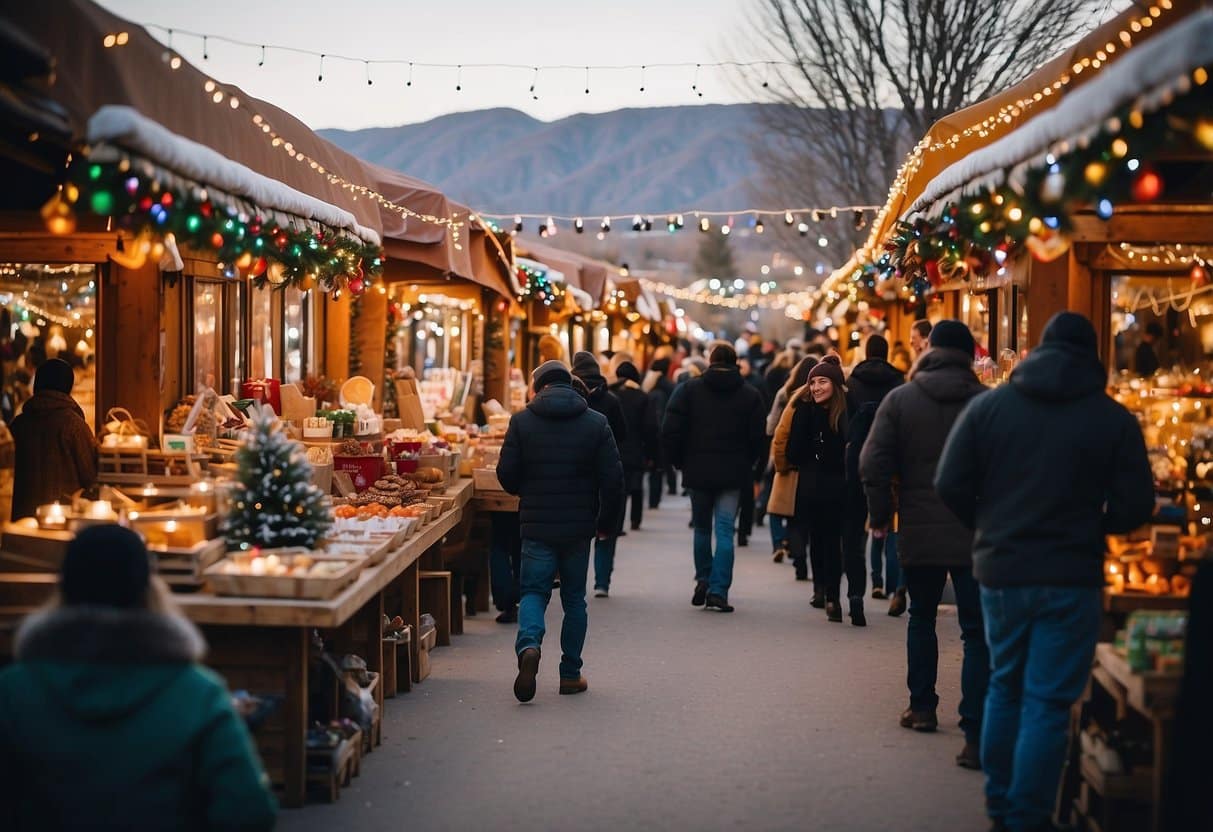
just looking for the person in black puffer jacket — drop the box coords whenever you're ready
[572,351,627,448]
[497,361,624,701]
[935,312,1154,832]
[661,343,765,612]
[842,334,905,607]
[609,361,659,534]
[644,357,678,507]
[860,321,988,766]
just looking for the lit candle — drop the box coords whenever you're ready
[46,502,66,527]
[89,500,113,519]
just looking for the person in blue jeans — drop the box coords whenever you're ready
[862,321,989,765]
[496,361,623,703]
[661,342,766,612]
[936,313,1154,832]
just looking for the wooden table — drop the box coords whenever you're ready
[0,478,474,809]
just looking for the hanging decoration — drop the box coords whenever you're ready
[877,64,1211,299]
[516,261,566,307]
[61,158,383,296]
[488,205,878,237]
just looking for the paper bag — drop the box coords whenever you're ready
[395,379,426,430]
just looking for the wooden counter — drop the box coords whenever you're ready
[178,478,474,628]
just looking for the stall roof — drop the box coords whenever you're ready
[912,9,1213,214]
[516,239,623,306]
[8,0,383,236]
[854,0,1203,266]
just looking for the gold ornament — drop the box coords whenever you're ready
[41,191,76,236]
[1025,232,1071,263]
[266,260,288,285]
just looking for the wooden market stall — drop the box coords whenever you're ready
[862,5,1212,829]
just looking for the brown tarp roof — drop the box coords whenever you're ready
[9,0,513,294]
[517,239,619,305]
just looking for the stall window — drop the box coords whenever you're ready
[191,280,221,390]
[249,285,274,379]
[0,263,99,430]
[227,282,245,397]
[960,290,993,355]
[283,287,308,383]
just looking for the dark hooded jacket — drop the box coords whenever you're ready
[571,352,627,445]
[860,348,986,567]
[497,383,624,541]
[935,319,1154,587]
[773,393,847,516]
[661,364,766,491]
[609,379,659,484]
[846,358,905,414]
[11,391,98,520]
[644,360,676,461]
[0,606,277,831]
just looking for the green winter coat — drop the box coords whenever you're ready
[0,606,277,831]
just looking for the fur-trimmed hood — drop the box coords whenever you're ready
[15,606,208,721]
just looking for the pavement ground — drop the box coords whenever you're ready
[283,494,987,832]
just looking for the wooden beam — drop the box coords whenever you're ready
[1070,211,1213,244]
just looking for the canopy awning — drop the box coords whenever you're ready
[856,0,1203,263]
[518,239,625,306]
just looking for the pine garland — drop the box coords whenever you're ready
[223,405,332,550]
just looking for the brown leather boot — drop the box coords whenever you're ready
[899,708,938,732]
[559,676,588,695]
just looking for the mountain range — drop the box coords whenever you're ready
[320,104,780,219]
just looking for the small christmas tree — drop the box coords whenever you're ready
[224,404,331,550]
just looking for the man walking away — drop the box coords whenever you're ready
[662,343,766,613]
[860,321,988,770]
[935,312,1154,832]
[910,319,932,358]
[644,356,677,506]
[609,360,658,536]
[497,361,624,703]
[843,334,904,621]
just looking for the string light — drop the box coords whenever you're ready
[490,204,877,229]
[852,1,1178,268]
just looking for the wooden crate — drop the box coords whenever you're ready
[204,554,363,600]
[306,731,361,803]
[382,627,412,697]
[97,447,205,486]
[420,570,451,647]
[149,538,226,589]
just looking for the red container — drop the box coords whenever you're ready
[390,441,424,457]
[241,378,282,415]
[333,455,384,490]
[393,458,419,476]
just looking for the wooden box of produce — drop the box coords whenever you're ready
[473,468,503,492]
[321,534,396,566]
[204,551,364,600]
[97,448,205,486]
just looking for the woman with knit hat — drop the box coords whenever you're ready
[0,525,277,829]
[10,357,97,520]
[773,355,863,624]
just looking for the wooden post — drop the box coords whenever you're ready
[1026,255,1070,349]
[323,293,351,381]
[351,288,387,410]
[103,259,165,434]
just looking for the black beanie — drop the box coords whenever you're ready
[1041,312,1098,353]
[532,360,572,392]
[808,354,845,388]
[61,525,151,609]
[865,334,889,361]
[615,361,641,384]
[34,357,74,395]
[571,351,604,383]
[709,343,738,365]
[929,320,976,356]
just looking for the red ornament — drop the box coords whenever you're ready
[138,196,154,212]
[274,233,288,249]
[210,232,224,249]
[924,259,942,287]
[250,256,268,277]
[348,277,365,295]
[159,192,173,207]
[249,221,262,235]
[199,201,214,218]
[1131,169,1164,202]
[1192,264,1208,286]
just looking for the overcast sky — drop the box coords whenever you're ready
[97,0,761,130]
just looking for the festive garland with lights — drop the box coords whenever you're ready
[517,261,566,306]
[879,66,1213,302]
[59,159,383,296]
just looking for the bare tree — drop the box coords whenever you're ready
[749,0,1105,258]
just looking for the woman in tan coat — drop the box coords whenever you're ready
[10,358,97,520]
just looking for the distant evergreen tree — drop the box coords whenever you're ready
[694,232,736,281]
